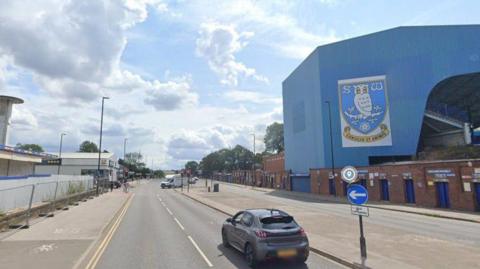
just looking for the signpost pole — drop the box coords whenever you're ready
[359,215,367,267]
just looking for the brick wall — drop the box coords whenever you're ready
[311,160,480,212]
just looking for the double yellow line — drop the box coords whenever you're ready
[85,194,134,269]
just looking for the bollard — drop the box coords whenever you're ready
[25,184,36,228]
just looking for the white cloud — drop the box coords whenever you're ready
[144,77,198,111]
[11,106,38,130]
[170,0,339,60]
[223,90,281,105]
[196,22,268,86]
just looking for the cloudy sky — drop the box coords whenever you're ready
[1,0,478,169]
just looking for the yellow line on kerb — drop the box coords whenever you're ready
[85,194,134,269]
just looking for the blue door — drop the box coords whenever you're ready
[343,181,348,196]
[380,179,390,201]
[329,178,336,195]
[436,182,450,208]
[405,179,416,203]
[291,176,311,193]
[474,183,480,211]
[359,179,367,188]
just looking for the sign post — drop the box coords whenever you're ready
[342,166,369,268]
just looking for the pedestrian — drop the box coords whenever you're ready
[110,181,114,192]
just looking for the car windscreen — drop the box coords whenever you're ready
[260,216,297,229]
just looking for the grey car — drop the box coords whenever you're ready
[221,209,309,267]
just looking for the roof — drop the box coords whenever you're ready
[58,152,115,159]
[0,95,24,104]
[246,208,289,217]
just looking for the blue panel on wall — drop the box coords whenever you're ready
[283,25,480,173]
[291,176,311,193]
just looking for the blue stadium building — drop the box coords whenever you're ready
[282,25,480,176]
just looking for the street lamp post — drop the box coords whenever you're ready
[57,133,66,175]
[96,96,109,196]
[123,138,128,161]
[325,101,336,196]
[251,133,255,187]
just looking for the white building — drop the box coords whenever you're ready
[35,152,119,181]
[0,146,44,177]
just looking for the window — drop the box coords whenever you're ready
[233,212,244,223]
[260,215,298,229]
[241,213,254,226]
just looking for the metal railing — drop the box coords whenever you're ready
[0,175,94,230]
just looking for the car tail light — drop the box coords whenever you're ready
[299,227,307,237]
[255,230,268,238]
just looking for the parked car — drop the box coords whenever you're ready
[188,177,198,184]
[221,209,309,267]
[160,178,174,189]
[110,181,122,189]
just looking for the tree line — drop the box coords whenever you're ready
[185,122,284,177]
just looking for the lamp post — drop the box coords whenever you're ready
[325,101,336,196]
[57,133,66,175]
[96,96,109,196]
[123,138,128,161]
[251,132,255,187]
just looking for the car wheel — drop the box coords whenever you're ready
[222,229,230,248]
[244,243,258,268]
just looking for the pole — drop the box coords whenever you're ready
[96,97,109,196]
[26,184,36,228]
[48,181,59,217]
[123,138,127,161]
[57,133,66,175]
[251,133,255,187]
[326,101,336,196]
[359,215,367,267]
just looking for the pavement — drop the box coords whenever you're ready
[183,179,480,269]
[0,186,132,269]
[95,180,346,269]
[220,181,480,223]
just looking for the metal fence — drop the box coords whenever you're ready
[0,175,94,227]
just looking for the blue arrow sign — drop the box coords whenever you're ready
[347,185,368,205]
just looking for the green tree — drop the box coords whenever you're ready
[15,143,44,152]
[78,141,99,152]
[264,122,284,154]
[198,145,257,176]
[154,170,165,178]
[185,161,199,175]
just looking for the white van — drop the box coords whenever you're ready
[171,176,186,188]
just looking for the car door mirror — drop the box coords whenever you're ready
[226,217,232,223]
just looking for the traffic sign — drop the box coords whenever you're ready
[341,166,358,183]
[351,205,369,217]
[347,185,368,205]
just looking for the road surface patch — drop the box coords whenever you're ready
[84,194,134,269]
[188,235,213,268]
[173,217,185,230]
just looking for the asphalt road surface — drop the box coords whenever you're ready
[95,181,346,269]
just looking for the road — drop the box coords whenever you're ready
[95,180,346,269]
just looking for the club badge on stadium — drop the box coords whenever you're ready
[338,75,392,147]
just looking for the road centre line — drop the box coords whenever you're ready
[188,235,213,268]
[173,217,185,230]
[165,207,173,215]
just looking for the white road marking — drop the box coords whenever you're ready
[188,236,213,267]
[174,217,185,230]
[166,207,173,215]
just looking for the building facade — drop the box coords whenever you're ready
[283,25,480,173]
[35,152,119,181]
